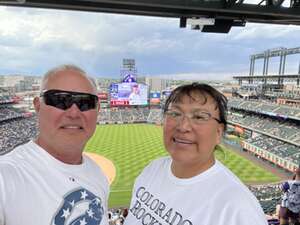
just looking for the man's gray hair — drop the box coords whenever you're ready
[40,64,97,93]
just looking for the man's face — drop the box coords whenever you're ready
[163,93,224,172]
[34,69,98,159]
[132,85,139,94]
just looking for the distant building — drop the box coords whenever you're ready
[145,77,167,91]
[0,75,41,93]
[0,75,24,88]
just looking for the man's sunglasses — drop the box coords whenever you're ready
[40,89,98,112]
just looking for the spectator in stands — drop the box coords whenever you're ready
[0,65,109,225]
[279,168,300,225]
[124,83,267,225]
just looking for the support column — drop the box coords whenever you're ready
[263,57,267,75]
[265,56,269,75]
[279,53,283,75]
[249,58,253,75]
[281,54,286,75]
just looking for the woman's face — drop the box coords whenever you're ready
[163,93,224,171]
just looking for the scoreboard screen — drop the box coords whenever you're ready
[110,83,148,106]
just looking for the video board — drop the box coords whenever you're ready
[97,93,108,100]
[150,91,161,105]
[162,90,172,98]
[110,83,148,106]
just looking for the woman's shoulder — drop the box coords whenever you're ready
[144,156,171,170]
[136,156,171,179]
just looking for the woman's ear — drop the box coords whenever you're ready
[216,123,224,144]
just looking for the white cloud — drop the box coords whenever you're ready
[155,72,235,80]
[0,5,299,79]
[232,23,300,40]
[127,35,182,54]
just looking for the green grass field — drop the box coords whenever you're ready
[85,123,280,208]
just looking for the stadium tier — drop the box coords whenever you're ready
[0,106,24,122]
[0,95,14,104]
[228,98,300,120]
[228,113,300,145]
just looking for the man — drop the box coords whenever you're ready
[0,65,109,225]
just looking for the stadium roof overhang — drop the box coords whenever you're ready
[0,0,300,33]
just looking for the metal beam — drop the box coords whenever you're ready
[233,74,300,79]
[0,0,300,26]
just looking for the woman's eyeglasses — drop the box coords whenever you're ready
[164,109,221,125]
[40,89,98,112]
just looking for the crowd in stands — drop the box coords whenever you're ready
[131,108,149,122]
[228,98,300,119]
[0,106,24,122]
[147,108,163,124]
[108,208,128,225]
[0,116,38,155]
[98,108,111,124]
[228,113,300,145]
[99,108,163,124]
[245,135,300,165]
[249,183,282,215]
[0,95,14,104]
[265,91,300,100]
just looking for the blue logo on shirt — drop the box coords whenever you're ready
[52,188,104,225]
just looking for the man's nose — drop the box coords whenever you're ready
[65,103,81,117]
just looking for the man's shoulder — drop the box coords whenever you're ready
[0,141,33,168]
[83,155,110,184]
[0,146,26,185]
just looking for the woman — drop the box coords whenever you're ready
[124,83,267,225]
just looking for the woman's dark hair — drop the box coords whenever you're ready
[163,83,228,130]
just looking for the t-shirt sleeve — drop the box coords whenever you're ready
[130,158,161,191]
[124,159,162,225]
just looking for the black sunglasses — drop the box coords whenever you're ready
[40,89,98,112]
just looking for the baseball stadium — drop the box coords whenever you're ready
[1,2,300,225]
[1,50,300,224]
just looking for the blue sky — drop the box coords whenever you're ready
[0,5,300,80]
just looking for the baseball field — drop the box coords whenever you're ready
[84,123,280,208]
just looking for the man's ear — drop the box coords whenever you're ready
[33,97,41,113]
[97,101,100,112]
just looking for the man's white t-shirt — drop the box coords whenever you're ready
[0,141,109,225]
